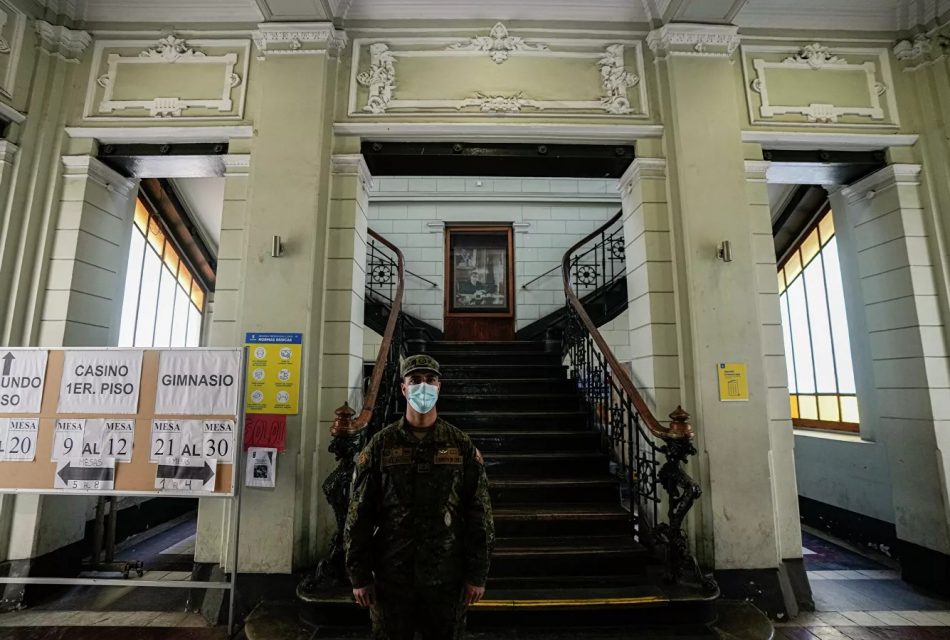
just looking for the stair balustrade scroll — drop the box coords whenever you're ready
[298,230,407,600]
[562,211,714,590]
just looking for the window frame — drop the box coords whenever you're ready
[777,204,859,434]
[118,193,207,348]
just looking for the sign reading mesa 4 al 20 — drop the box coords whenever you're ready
[0,348,243,497]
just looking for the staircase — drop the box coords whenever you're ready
[420,339,716,630]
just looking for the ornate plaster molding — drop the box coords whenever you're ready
[252,22,347,56]
[599,44,639,115]
[893,32,949,71]
[0,139,18,164]
[783,43,847,69]
[356,43,395,114]
[445,22,548,64]
[222,153,251,176]
[743,160,771,182]
[139,35,205,62]
[61,155,137,198]
[646,24,740,59]
[459,92,537,113]
[331,153,373,192]
[35,20,90,62]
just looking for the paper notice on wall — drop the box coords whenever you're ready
[150,419,182,462]
[52,419,85,462]
[58,350,143,414]
[0,418,38,461]
[55,457,116,491]
[155,456,216,492]
[203,420,235,463]
[0,350,48,414]
[245,447,277,488]
[243,414,286,452]
[154,350,241,416]
[103,419,135,462]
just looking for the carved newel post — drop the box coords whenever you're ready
[655,406,707,586]
[297,402,361,600]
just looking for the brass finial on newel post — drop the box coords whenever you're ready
[330,401,358,438]
[667,405,694,440]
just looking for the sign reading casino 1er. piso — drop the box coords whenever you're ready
[244,333,302,415]
[58,350,143,414]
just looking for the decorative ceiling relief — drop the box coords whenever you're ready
[83,36,250,121]
[446,22,548,64]
[349,29,648,119]
[893,32,950,72]
[741,43,899,127]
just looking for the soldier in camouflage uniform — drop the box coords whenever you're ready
[344,354,495,640]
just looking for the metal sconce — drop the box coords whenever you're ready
[272,235,284,258]
[717,240,732,263]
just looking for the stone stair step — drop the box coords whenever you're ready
[424,351,562,366]
[488,476,621,504]
[441,378,575,395]
[439,364,568,379]
[493,504,630,536]
[483,451,609,477]
[426,341,549,352]
[491,537,649,577]
[437,393,580,412]
[472,430,599,453]
[442,410,588,429]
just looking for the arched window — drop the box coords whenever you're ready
[778,208,859,432]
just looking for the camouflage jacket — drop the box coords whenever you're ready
[344,417,494,589]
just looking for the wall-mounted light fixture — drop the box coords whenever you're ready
[717,240,733,263]
[272,235,284,258]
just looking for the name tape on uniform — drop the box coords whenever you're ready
[0,418,39,461]
[150,419,235,464]
[154,350,241,415]
[0,350,48,414]
[58,350,143,414]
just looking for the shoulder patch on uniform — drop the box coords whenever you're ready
[474,447,484,465]
[357,450,369,466]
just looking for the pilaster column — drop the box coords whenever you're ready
[648,22,797,615]
[832,165,950,586]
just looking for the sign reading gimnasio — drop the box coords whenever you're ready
[154,350,241,415]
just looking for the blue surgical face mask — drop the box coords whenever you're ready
[407,382,439,414]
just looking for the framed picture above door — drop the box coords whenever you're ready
[444,226,515,340]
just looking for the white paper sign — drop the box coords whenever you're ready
[4,418,38,461]
[150,419,182,463]
[58,350,143,414]
[155,456,216,492]
[0,350,48,414]
[52,419,85,462]
[203,420,235,463]
[154,350,241,415]
[54,456,115,491]
[245,447,277,488]
[103,419,135,462]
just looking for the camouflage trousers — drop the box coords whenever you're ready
[370,583,466,640]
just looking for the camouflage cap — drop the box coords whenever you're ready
[401,354,441,378]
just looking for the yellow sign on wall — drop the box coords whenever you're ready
[717,362,749,402]
[245,333,302,415]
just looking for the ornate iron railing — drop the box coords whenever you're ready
[298,229,407,597]
[562,210,712,588]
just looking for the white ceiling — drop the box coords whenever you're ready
[170,177,225,254]
[66,0,948,32]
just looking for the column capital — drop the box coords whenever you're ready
[252,22,348,58]
[893,32,949,72]
[839,164,921,204]
[618,157,666,194]
[61,155,137,198]
[743,160,771,182]
[34,21,91,62]
[222,154,251,177]
[646,23,740,60]
[330,154,373,191]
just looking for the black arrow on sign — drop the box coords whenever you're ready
[57,462,115,484]
[157,461,215,484]
[1,353,13,376]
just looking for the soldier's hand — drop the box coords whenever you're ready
[463,583,485,606]
[353,584,376,608]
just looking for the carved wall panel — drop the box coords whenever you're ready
[83,36,251,120]
[348,23,649,118]
[0,1,26,99]
[741,43,899,127]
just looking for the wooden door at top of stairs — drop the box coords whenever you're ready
[443,225,515,341]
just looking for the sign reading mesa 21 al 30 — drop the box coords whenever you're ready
[0,350,48,413]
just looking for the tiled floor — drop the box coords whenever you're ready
[776,530,950,639]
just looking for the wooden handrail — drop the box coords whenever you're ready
[562,211,693,441]
[352,229,405,432]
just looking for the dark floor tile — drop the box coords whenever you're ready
[775,628,818,639]
[802,533,886,572]
[807,627,855,640]
[0,630,224,640]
